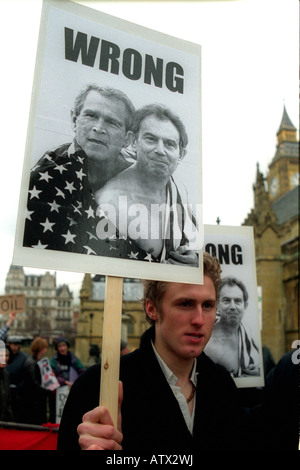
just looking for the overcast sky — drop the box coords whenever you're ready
[0,0,298,300]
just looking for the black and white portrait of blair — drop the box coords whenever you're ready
[205,275,260,378]
[15,0,202,281]
[203,226,264,389]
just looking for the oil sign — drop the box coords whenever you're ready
[0,294,26,314]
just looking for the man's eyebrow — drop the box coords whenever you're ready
[171,296,193,304]
[173,296,216,303]
[82,107,96,114]
[142,131,157,137]
[165,137,179,144]
[142,131,178,143]
[221,295,242,300]
[105,115,123,125]
[83,108,122,124]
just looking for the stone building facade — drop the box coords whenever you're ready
[243,106,299,361]
[2,264,74,341]
[75,274,148,364]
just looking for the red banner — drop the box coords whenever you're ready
[0,428,58,450]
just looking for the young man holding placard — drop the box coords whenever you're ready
[57,253,253,451]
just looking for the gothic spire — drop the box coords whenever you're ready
[277,105,296,135]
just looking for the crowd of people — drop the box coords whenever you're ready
[0,260,298,450]
[0,316,86,426]
[0,312,133,427]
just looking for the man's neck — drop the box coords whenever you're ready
[218,319,240,335]
[153,340,195,385]
[87,156,127,193]
[129,165,170,198]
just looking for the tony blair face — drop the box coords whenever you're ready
[133,115,184,178]
[218,284,246,326]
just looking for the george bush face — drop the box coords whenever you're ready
[72,90,130,163]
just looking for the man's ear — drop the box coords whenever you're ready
[145,299,159,322]
[130,133,139,152]
[178,148,187,161]
[125,131,135,148]
[71,110,77,132]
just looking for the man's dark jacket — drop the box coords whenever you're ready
[57,326,250,451]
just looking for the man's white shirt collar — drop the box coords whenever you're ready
[151,340,198,387]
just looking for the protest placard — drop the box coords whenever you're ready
[204,224,264,388]
[13,0,203,285]
[12,0,203,427]
[0,294,26,314]
[38,357,60,391]
[56,385,70,424]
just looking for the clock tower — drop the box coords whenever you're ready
[244,105,299,362]
[267,106,299,200]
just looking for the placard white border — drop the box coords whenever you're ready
[13,0,203,284]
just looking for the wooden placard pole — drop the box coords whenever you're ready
[99,275,123,428]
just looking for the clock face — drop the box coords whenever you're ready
[291,172,299,188]
[270,176,279,196]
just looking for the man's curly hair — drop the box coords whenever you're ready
[142,252,222,325]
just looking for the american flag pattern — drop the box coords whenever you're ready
[23,141,158,261]
[23,141,197,263]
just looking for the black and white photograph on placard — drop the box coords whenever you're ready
[204,225,264,388]
[13,0,203,284]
